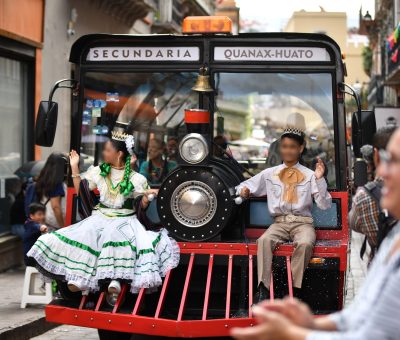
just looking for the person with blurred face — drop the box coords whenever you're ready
[23,203,48,267]
[27,132,179,296]
[166,136,178,162]
[140,138,177,185]
[349,126,397,263]
[236,127,331,302]
[231,129,400,340]
[378,130,400,219]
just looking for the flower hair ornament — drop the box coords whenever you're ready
[111,130,135,156]
[125,135,135,156]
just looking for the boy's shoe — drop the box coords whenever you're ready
[254,283,270,304]
[108,280,121,294]
[293,287,302,299]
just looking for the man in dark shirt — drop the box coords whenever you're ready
[23,203,48,266]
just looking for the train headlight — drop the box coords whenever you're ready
[179,133,208,164]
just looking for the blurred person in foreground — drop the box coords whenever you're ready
[349,126,397,263]
[231,128,400,340]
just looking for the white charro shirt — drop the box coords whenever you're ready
[235,162,332,217]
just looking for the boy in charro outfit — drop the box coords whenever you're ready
[236,127,332,301]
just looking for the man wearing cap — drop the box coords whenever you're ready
[236,125,332,302]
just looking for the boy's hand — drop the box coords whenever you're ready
[240,187,250,198]
[40,225,48,233]
[314,158,325,180]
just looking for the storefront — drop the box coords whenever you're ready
[0,0,44,270]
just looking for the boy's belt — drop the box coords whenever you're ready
[275,215,313,224]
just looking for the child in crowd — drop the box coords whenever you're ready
[23,203,48,267]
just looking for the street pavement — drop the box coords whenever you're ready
[0,231,368,339]
[0,267,57,339]
[345,231,369,305]
[31,325,98,340]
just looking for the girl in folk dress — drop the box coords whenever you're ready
[28,132,179,295]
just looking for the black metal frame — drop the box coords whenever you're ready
[68,33,346,190]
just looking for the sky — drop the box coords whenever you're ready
[235,0,375,32]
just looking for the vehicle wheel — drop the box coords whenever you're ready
[97,329,132,340]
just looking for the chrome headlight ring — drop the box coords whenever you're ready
[171,180,217,228]
[179,133,208,164]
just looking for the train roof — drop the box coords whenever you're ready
[69,32,342,64]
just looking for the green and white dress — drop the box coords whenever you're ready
[27,166,180,293]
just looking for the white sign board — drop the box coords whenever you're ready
[87,47,200,61]
[214,46,331,62]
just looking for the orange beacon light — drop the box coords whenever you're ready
[182,16,232,34]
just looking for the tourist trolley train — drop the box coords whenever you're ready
[35,16,375,338]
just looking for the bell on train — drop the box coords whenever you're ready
[192,67,213,92]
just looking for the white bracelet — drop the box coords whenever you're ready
[71,173,81,178]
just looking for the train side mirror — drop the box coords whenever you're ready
[35,78,77,147]
[35,101,58,147]
[351,110,376,158]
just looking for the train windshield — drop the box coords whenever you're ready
[214,72,336,188]
[79,71,198,169]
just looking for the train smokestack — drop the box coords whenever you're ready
[184,109,210,134]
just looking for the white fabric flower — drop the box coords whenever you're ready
[125,135,135,155]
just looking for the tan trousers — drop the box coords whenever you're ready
[257,222,316,289]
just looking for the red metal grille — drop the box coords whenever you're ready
[50,192,348,338]
[46,242,323,337]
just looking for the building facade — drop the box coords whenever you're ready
[284,9,370,87]
[0,0,45,270]
[366,0,400,108]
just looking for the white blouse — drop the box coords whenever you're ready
[236,163,332,217]
[81,166,148,215]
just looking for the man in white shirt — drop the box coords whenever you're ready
[237,127,331,301]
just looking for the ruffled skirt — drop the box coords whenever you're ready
[27,211,180,293]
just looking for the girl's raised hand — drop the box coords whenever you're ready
[69,150,80,169]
